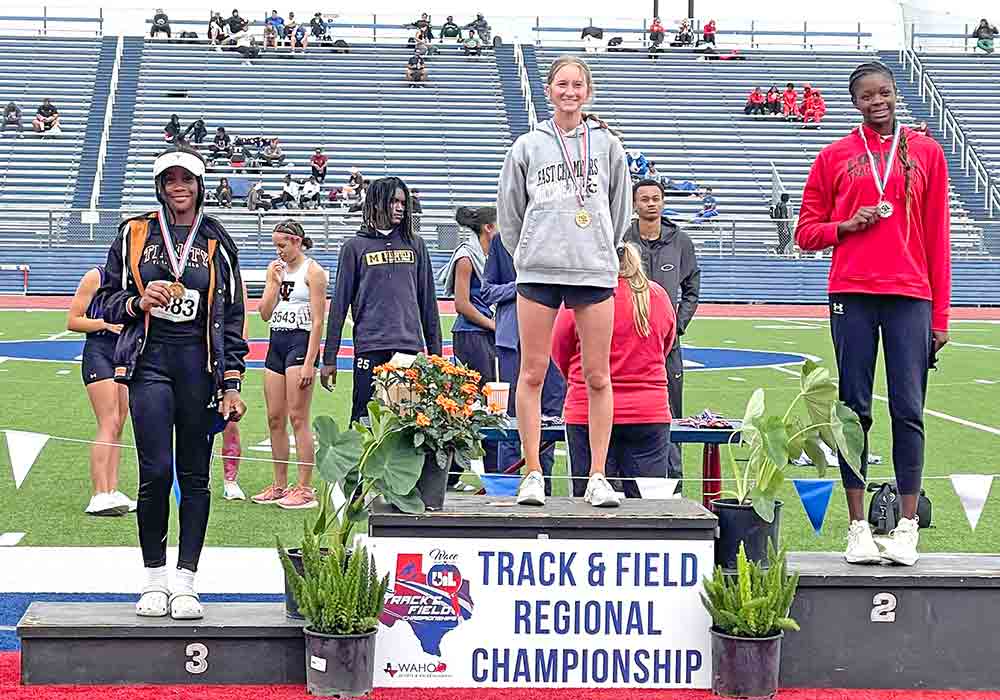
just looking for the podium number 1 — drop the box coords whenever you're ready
[185,643,209,674]
[871,592,897,623]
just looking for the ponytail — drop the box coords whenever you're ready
[897,127,912,244]
[618,243,651,338]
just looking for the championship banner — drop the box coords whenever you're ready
[368,537,713,689]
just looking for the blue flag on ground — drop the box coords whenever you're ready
[793,479,835,535]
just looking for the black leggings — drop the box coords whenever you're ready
[830,294,931,495]
[130,342,216,572]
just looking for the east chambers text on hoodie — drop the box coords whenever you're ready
[323,226,442,366]
[497,117,632,289]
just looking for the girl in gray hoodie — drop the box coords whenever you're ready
[497,55,632,508]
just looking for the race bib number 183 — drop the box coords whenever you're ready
[151,289,200,323]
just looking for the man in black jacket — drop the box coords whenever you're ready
[625,179,701,486]
[151,9,171,38]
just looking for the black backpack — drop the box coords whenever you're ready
[867,482,932,535]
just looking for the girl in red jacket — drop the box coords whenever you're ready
[552,244,677,505]
[782,82,799,120]
[766,86,781,115]
[795,62,950,568]
[802,89,826,125]
[744,87,765,115]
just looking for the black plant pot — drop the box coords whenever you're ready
[415,451,450,511]
[712,498,783,570]
[303,627,376,697]
[710,627,783,699]
[282,547,332,619]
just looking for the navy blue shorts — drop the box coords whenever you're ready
[265,329,317,374]
[516,283,615,310]
[81,334,117,385]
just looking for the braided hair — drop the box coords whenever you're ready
[849,61,912,231]
[362,176,414,242]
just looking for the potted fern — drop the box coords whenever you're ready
[278,524,388,697]
[701,541,799,699]
[715,360,864,569]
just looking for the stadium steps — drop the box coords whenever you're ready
[519,45,551,121]
[71,36,118,209]
[98,36,143,210]
[494,44,530,138]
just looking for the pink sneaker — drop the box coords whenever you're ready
[277,486,318,510]
[250,484,286,504]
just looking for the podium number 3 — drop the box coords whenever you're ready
[185,643,209,674]
[871,592,897,623]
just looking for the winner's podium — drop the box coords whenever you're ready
[366,494,718,689]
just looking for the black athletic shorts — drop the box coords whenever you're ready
[516,283,615,310]
[81,334,117,385]
[265,329,317,374]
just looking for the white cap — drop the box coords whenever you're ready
[153,150,206,179]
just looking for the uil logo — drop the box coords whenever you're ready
[279,280,294,302]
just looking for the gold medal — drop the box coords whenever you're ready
[168,281,186,299]
[575,209,592,228]
[877,200,894,219]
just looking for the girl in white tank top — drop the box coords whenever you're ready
[269,256,314,332]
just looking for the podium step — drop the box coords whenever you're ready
[18,602,304,685]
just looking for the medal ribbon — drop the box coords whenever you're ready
[156,205,204,282]
[552,118,591,208]
[857,121,901,202]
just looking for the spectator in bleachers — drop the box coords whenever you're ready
[273,174,300,209]
[627,149,650,179]
[183,118,208,144]
[744,87,766,115]
[310,13,330,41]
[348,179,369,212]
[973,19,999,54]
[215,178,234,208]
[326,186,344,207]
[347,167,364,198]
[32,98,60,134]
[646,161,660,181]
[248,180,273,210]
[802,88,826,126]
[235,34,260,65]
[310,148,327,183]
[264,22,279,48]
[463,29,484,56]
[261,138,286,167]
[649,17,665,46]
[440,16,461,42]
[411,188,423,232]
[2,102,22,136]
[673,18,693,46]
[695,186,718,219]
[226,9,250,45]
[766,85,781,115]
[209,127,232,163]
[266,10,285,38]
[770,192,792,254]
[699,18,717,47]
[150,9,171,39]
[799,84,813,115]
[464,13,491,43]
[230,144,249,172]
[208,13,226,46]
[283,12,298,45]
[291,21,309,52]
[164,114,182,143]
[407,51,428,86]
[409,13,435,40]
[300,176,321,209]
[782,82,800,120]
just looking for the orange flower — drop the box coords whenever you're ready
[460,383,478,396]
[467,370,482,383]
[404,368,419,381]
[482,385,491,397]
[413,382,426,394]
[436,395,459,414]
[415,412,431,427]
[462,405,473,418]
[488,402,504,414]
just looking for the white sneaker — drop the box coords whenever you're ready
[223,480,247,501]
[516,471,545,506]
[110,490,137,512]
[878,517,920,566]
[86,492,129,517]
[845,520,882,564]
[585,473,622,508]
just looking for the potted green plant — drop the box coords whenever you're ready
[278,524,388,697]
[701,541,800,699]
[715,360,864,569]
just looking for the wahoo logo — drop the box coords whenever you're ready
[660,263,676,272]
[832,302,845,315]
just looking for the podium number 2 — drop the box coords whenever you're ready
[185,643,209,674]
[871,592,897,623]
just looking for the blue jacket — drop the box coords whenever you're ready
[480,234,518,350]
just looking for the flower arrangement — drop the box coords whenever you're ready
[372,353,509,474]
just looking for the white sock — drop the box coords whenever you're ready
[145,565,168,591]
[174,568,196,594]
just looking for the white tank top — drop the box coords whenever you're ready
[270,257,314,331]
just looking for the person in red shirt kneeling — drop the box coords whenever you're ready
[795,62,950,568]
[552,244,677,505]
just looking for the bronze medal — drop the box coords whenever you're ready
[168,281,186,299]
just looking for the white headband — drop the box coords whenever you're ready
[153,151,206,179]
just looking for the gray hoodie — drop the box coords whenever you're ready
[497,117,632,289]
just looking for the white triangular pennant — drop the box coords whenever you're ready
[4,430,49,489]
[635,478,680,500]
[951,474,994,531]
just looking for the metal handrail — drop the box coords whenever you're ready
[900,47,1000,216]
[90,35,122,210]
[512,42,537,129]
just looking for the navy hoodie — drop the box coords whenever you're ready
[323,226,442,365]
